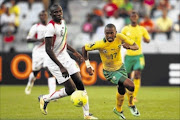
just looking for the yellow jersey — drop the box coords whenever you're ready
[121,25,150,56]
[85,33,134,71]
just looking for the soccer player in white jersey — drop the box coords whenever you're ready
[25,10,56,95]
[38,4,98,119]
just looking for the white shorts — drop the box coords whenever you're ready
[32,50,46,71]
[46,51,80,84]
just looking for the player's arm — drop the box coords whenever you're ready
[82,46,94,76]
[26,24,44,43]
[82,42,100,76]
[45,37,69,78]
[67,44,84,63]
[143,27,151,43]
[118,33,139,50]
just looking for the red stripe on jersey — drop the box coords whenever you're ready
[37,41,45,48]
[57,42,67,56]
[49,20,56,27]
[34,23,41,39]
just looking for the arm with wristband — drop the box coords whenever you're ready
[82,46,94,76]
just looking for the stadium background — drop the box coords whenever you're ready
[0,0,179,120]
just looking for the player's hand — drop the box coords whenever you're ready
[87,67,94,76]
[73,52,84,63]
[60,67,69,78]
[122,43,130,49]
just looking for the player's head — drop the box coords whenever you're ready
[39,10,48,24]
[50,4,63,22]
[130,10,139,24]
[104,24,117,42]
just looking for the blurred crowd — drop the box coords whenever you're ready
[81,0,180,42]
[0,0,179,52]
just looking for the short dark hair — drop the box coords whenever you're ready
[105,24,116,29]
[50,4,61,13]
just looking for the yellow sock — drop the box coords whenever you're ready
[116,92,125,112]
[126,90,134,106]
[134,78,141,98]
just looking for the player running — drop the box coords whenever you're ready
[82,24,140,119]
[121,11,150,102]
[25,10,56,95]
[38,4,97,119]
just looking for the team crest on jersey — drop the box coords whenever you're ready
[60,30,64,36]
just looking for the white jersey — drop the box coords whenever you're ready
[27,23,46,53]
[27,23,47,71]
[45,20,67,56]
[45,19,80,84]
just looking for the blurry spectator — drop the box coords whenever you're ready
[9,0,20,33]
[82,13,93,38]
[0,7,15,42]
[153,10,173,40]
[173,14,180,32]
[132,0,147,18]
[157,0,172,11]
[105,10,125,32]
[93,7,103,17]
[103,0,118,18]
[59,0,71,24]
[93,19,105,40]
[112,0,124,8]
[144,0,155,17]
[0,2,6,16]
[120,0,133,15]
[140,15,155,33]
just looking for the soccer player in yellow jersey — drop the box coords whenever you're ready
[121,11,150,102]
[82,24,140,119]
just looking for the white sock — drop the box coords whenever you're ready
[82,90,90,116]
[27,72,36,86]
[48,77,56,94]
[43,88,68,102]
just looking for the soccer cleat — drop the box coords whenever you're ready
[25,85,33,95]
[128,105,140,116]
[38,95,49,115]
[113,108,126,119]
[84,114,98,119]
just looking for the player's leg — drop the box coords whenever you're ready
[39,78,76,115]
[123,78,140,116]
[70,72,98,119]
[113,83,126,119]
[45,67,56,95]
[133,70,141,101]
[132,54,145,101]
[25,70,39,94]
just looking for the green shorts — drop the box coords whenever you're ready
[124,54,145,74]
[103,64,128,85]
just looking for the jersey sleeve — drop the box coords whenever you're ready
[85,41,101,51]
[117,33,134,45]
[26,24,37,39]
[142,27,150,40]
[45,23,55,37]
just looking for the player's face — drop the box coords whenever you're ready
[39,12,48,22]
[51,6,63,22]
[130,12,139,23]
[104,27,116,42]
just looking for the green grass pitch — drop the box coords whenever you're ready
[0,85,179,120]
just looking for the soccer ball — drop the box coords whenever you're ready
[71,90,88,107]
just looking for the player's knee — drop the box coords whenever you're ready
[134,71,141,79]
[33,70,39,77]
[65,87,76,95]
[118,86,126,95]
[127,84,135,92]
